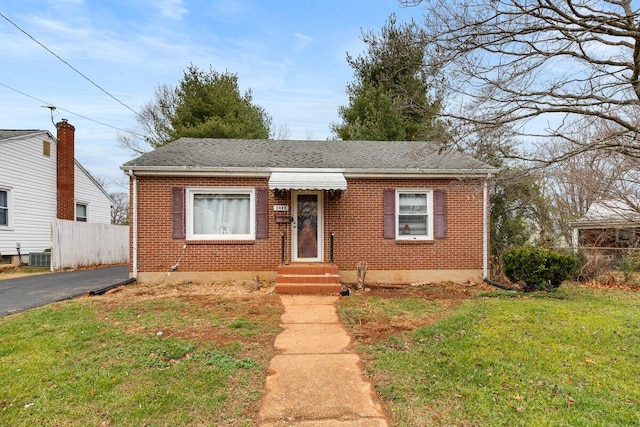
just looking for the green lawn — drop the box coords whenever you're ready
[338,285,640,427]
[0,285,282,426]
[2,282,639,426]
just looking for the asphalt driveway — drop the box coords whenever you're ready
[0,265,133,316]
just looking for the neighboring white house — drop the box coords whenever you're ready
[0,120,114,266]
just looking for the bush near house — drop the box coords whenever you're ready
[617,250,640,285]
[502,246,578,291]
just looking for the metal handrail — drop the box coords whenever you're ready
[330,232,335,264]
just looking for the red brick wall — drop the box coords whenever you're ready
[130,175,487,273]
[56,120,75,220]
[324,178,486,270]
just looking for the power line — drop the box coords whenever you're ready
[0,81,147,138]
[0,11,143,121]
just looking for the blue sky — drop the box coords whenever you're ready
[0,0,424,191]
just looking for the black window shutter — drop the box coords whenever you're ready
[434,190,447,239]
[172,187,185,239]
[383,189,395,239]
[256,188,268,239]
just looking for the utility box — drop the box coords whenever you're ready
[29,252,51,268]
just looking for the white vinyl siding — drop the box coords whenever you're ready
[0,132,113,257]
[74,163,112,224]
[396,189,433,240]
[186,187,255,240]
[0,133,57,255]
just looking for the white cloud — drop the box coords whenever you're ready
[294,33,313,41]
[211,0,249,17]
[155,0,188,20]
[48,0,84,4]
[293,32,314,51]
[23,15,90,38]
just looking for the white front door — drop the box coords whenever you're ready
[292,191,323,262]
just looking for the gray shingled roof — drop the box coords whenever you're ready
[0,130,46,140]
[571,199,640,227]
[121,138,498,175]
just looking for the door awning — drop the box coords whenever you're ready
[268,172,347,190]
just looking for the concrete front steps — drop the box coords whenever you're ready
[275,263,341,294]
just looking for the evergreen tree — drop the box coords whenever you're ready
[332,15,443,141]
[120,64,272,152]
[170,65,271,141]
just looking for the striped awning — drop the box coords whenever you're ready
[268,172,347,190]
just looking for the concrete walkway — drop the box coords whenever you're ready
[257,295,389,426]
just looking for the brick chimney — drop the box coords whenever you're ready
[56,119,75,220]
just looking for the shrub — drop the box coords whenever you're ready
[618,249,640,285]
[502,246,578,292]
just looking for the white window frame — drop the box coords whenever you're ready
[396,189,433,240]
[186,187,256,241]
[75,202,88,222]
[0,188,11,228]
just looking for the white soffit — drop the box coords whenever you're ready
[269,172,347,190]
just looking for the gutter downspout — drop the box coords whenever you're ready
[483,174,491,279]
[128,169,138,279]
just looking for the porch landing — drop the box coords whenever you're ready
[275,263,342,294]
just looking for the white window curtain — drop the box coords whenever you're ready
[193,194,250,235]
[398,192,429,236]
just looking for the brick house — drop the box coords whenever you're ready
[121,138,498,292]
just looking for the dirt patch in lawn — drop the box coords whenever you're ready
[89,279,282,354]
[340,279,639,347]
[339,281,491,345]
[356,280,488,298]
[98,277,277,302]
[91,279,488,347]
[74,279,282,426]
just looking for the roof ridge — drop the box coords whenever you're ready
[122,138,498,176]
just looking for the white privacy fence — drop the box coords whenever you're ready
[51,219,129,270]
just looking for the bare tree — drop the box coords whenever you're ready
[272,124,291,140]
[542,142,619,243]
[401,0,640,164]
[118,84,174,154]
[109,191,129,225]
[92,174,130,225]
[540,120,640,246]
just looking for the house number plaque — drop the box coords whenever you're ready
[274,205,290,222]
